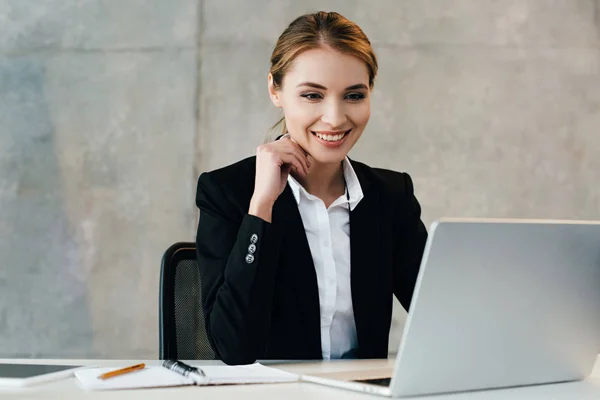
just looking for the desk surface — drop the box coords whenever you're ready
[1,357,600,399]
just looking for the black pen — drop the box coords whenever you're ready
[162,360,207,385]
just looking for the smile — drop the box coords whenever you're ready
[311,129,351,142]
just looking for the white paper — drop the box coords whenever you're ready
[194,363,299,385]
[75,367,192,390]
[75,363,298,390]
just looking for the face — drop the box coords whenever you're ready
[268,47,371,165]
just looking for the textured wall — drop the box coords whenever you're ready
[0,0,199,358]
[1,1,599,358]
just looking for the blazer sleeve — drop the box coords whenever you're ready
[393,173,428,311]
[195,172,283,365]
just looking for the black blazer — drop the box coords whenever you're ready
[195,156,427,365]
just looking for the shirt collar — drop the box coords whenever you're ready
[287,157,364,211]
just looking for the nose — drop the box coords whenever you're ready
[321,99,347,129]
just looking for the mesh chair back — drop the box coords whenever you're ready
[159,242,215,360]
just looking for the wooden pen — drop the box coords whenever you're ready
[98,363,146,380]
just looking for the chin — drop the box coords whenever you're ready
[307,149,348,165]
[304,129,358,163]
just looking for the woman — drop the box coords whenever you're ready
[195,11,427,365]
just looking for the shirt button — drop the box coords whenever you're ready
[327,278,335,285]
[245,254,255,264]
[250,234,258,244]
[323,241,329,247]
[248,244,256,254]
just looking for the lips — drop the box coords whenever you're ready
[310,129,351,148]
[311,129,351,142]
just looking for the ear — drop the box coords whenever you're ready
[268,73,282,108]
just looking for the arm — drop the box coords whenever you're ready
[393,173,428,311]
[195,172,283,365]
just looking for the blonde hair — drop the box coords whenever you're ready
[265,11,378,142]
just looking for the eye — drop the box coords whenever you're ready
[345,92,366,101]
[300,92,323,100]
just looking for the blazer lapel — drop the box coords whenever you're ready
[349,161,382,356]
[272,184,322,354]
[270,163,382,358]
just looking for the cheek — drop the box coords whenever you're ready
[283,98,319,129]
[351,102,371,127]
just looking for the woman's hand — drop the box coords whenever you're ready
[249,135,310,222]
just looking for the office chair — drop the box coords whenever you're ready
[159,242,215,360]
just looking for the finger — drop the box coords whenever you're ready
[290,145,311,174]
[284,147,309,176]
[275,136,310,174]
[280,153,308,177]
[281,163,293,178]
[289,138,310,158]
[281,134,309,158]
[285,153,308,177]
[280,142,310,174]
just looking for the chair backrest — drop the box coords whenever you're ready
[159,242,215,360]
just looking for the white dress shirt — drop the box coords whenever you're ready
[287,157,364,359]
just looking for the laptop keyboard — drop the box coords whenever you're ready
[354,377,391,387]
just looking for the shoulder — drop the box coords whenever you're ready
[349,159,417,199]
[350,160,424,224]
[196,156,256,214]
[198,156,256,187]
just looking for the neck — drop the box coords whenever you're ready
[293,158,346,202]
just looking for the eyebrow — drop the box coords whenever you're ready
[297,82,368,91]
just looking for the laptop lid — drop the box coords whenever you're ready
[391,218,600,397]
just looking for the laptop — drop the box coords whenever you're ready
[303,218,600,397]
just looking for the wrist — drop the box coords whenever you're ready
[249,196,275,223]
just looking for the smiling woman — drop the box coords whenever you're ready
[269,47,371,165]
[194,11,428,365]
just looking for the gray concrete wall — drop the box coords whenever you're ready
[1,1,599,358]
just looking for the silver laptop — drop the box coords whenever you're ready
[304,218,600,397]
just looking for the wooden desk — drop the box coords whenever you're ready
[1,356,600,399]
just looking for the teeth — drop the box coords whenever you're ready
[315,131,347,142]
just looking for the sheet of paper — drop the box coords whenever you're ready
[195,363,299,385]
[75,367,191,390]
[75,363,298,390]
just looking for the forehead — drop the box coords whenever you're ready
[283,47,369,89]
